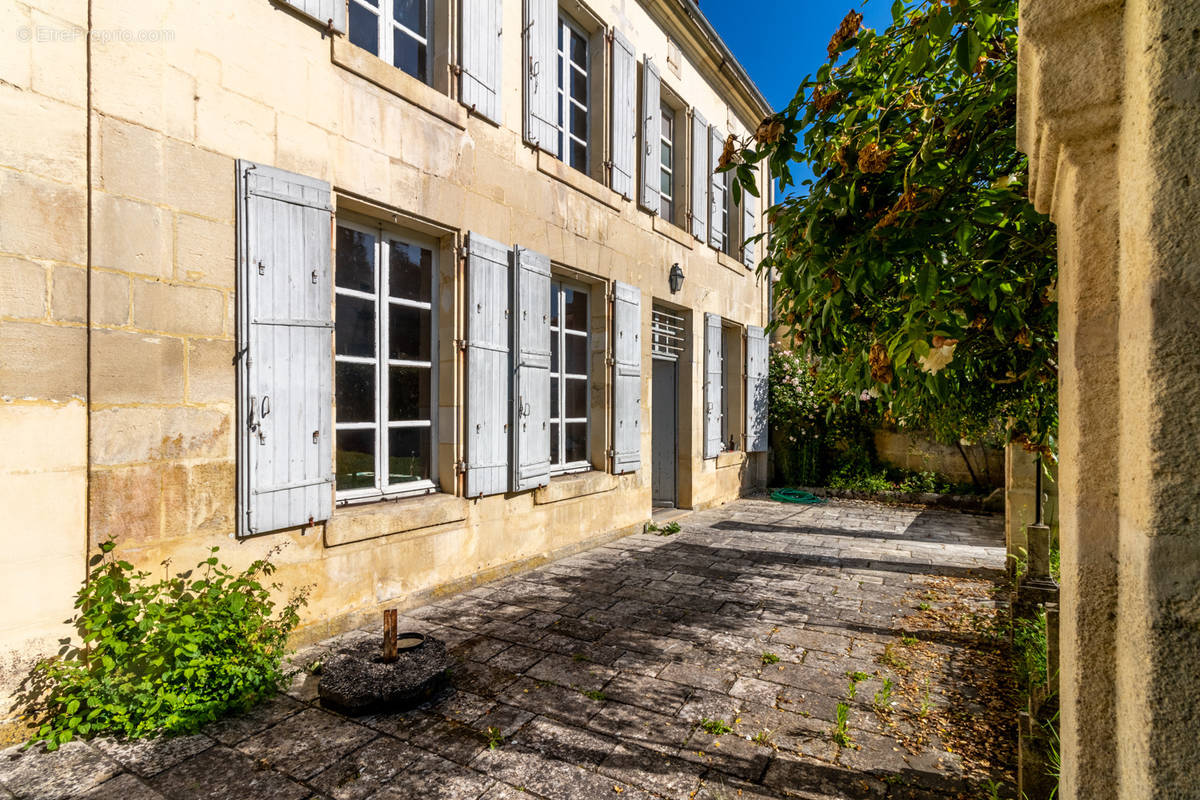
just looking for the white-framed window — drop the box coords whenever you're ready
[334,220,438,502]
[556,14,589,172]
[720,323,739,451]
[660,104,676,224]
[716,170,730,255]
[347,0,431,84]
[549,278,590,473]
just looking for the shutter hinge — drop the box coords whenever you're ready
[455,460,467,475]
[605,355,614,366]
[450,63,463,77]
[604,28,615,44]
[606,448,615,458]
[455,338,467,352]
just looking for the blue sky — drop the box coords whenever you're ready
[701,0,893,113]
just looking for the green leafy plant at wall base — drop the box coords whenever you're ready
[17,541,308,750]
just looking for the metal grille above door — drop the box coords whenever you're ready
[651,307,685,361]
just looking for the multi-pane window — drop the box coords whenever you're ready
[715,171,730,254]
[556,15,589,171]
[659,104,675,223]
[720,324,738,451]
[334,221,437,500]
[348,0,430,84]
[549,280,590,473]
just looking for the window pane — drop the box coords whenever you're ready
[564,378,587,418]
[335,294,374,357]
[389,304,432,361]
[660,169,672,196]
[393,29,428,83]
[335,361,375,423]
[336,226,375,293]
[348,2,380,55]
[550,376,559,418]
[660,140,671,167]
[389,365,430,422]
[564,422,587,463]
[661,197,673,223]
[570,141,587,171]
[570,69,587,106]
[564,333,587,375]
[336,429,376,491]
[562,287,587,331]
[570,30,587,67]
[550,334,559,374]
[550,422,560,466]
[549,288,559,326]
[389,240,432,302]
[392,0,425,34]
[661,106,673,136]
[570,104,587,141]
[388,427,430,484]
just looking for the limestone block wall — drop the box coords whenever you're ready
[1018,0,1200,796]
[0,0,771,728]
[0,0,89,732]
[872,430,1005,489]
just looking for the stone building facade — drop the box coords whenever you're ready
[1018,0,1200,796]
[0,0,772,728]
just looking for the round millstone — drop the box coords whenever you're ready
[317,636,450,715]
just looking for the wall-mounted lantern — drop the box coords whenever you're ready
[668,263,684,294]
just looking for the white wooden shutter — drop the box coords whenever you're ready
[511,246,552,492]
[460,0,503,123]
[278,0,346,32]
[708,126,725,250]
[523,0,559,156]
[610,29,636,200]
[690,111,708,242]
[236,161,333,538]
[639,59,661,215]
[611,281,641,474]
[745,325,768,452]
[742,190,759,267]
[703,312,722,459]
[465,232,511,498]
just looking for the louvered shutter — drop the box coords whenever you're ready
[523,0,559,156]
[745,325,768,452]
[609,29,636,200]
[236,161,333,538]
[690,111,708,242]
[460,0,503,123]
[511,246,552,492]
[464,233,511,498]
[708,126,725,250]
[742,190,759,267]
[279,0,346,32]
[639,59,661,214]
[611,281,641,474]
[703,312,722,459]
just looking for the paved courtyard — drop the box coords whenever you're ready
[0,498,1010,800]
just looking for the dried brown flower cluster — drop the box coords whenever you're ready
[868,341,893,383]
[827,9,864,60]
[856,142,892,173]
[873,186,938,230]
[717,133,738,169]
[754,117,785,145]
[833,142,855,171]
[810,86,843,114]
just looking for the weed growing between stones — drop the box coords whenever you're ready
[831,702,852,748]
[698,717,732,736]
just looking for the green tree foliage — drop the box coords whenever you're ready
[18,542,308,749]
[728,0,1057,452]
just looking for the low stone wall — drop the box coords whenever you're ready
[872,430,1004,489]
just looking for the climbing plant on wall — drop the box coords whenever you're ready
[727,0,1057,454]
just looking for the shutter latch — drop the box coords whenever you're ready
[257,261,266,275]
[311,269,318,284]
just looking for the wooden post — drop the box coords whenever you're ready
[382,609,398,663]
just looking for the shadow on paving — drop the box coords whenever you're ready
[0,498,1013,800]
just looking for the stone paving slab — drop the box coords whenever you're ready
[0,498,1007,799]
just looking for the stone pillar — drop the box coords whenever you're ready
[1017,1,1200,797]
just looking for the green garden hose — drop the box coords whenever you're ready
[770,488,826,504]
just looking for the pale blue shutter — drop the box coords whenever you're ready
[703,313,722,459]
[523,0,559,156]
[690,111,708,242]
[236,161,333,537]
[742,191,759,267]
[460,0,502,123]
[745,325,768,452]
[639,59,661,214]
[511,246,551,492]
[465,232,511,498]
[708,126,725,250]
[279,0,346,32]
[611,281,641,474]
[609,29,636,199]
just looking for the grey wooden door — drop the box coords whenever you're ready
[651,358,677,507]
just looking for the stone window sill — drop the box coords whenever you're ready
[533,470,618,505]
[325,491,468,547]
[536,151,623,211]
[652,215,695,249]
[717,249,749,274]
[331,37,467,131]
[716,450,746,469]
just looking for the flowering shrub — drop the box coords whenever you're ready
[767,348,825,486]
